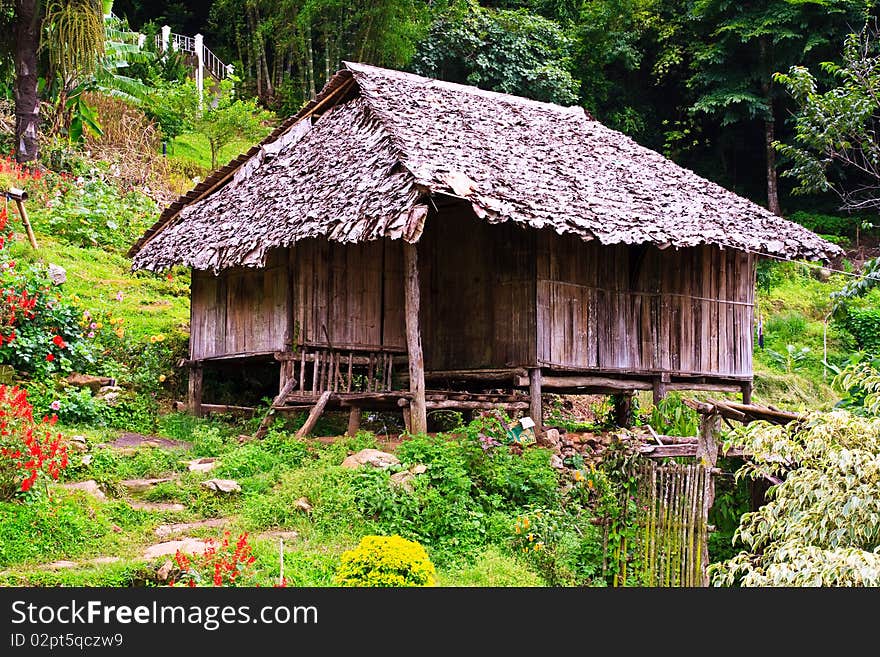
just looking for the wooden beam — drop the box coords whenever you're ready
[665,382,743,393]
[295,390,332,438]
[740,381,753,405]
[14,198,37,249]
[516,374,653,391]
[403,243,427,435]
[199,403,256,417]
[187,365,203,418]
[425,400,530,411]
[425,368,528,382]
[697,412,721,587]
[254,377,298,440]
[528,368,542,431]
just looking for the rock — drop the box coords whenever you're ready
[120,477,173,492]
[96,387,124,405]
[68,435,88,452]
[154,518,228,539]
[80,454,92,466]
[47,560,78,570]
[89,556,120,565]
[156,560,174,582]
[538,428,561,449]
[66,373,113,391]
[187,457,218,473]
[341,448,400,469]
[98,433,192,452]
[411,464,428,475]
[143,538,209,560]
[294,497,312,512]
[550,454,564,469]
[61,480,106,500]
[48,263,66,285]
[111,524,122,533]
[127,501,185,512]
[201,478,241,493]
[390,470,415,492]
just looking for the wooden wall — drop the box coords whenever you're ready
[419,209,536,370]
[190,249,289,360]
[536,233,755,378]
[191,241,406,361]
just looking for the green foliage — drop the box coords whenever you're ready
[713,406,880,586]
[765,344,811,373]
[30,170,158,250]
[334,534,436,587]
[411,1,580,105]
[841,307,880,354]
[649,393,699,437]
[438,545,545,586]
[789,210,859,237]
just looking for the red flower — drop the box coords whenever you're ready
[51,335,67,348]
[45,354,54,362]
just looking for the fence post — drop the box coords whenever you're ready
[194,33,205,108]
[160,25,170,53]
[137,33,145,49]
[226,63,235,79]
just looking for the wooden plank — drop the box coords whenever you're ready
[187,366,203,418]
[404,243,427,434]
[515,374,653,391]
[254,377,298,440]
[295,390,332,438]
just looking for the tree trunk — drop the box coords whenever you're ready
[14,0,40,163]
[765,113,781,216]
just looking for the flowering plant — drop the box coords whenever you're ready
[170,532,258,587]
[0,384,68,500]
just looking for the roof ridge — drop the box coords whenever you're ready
[343,61,589,118]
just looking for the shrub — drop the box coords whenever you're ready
[0,385,68,500]
[334,535,436,587]
[843,307,880,354]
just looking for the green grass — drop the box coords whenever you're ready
[167,133,254,172]
[437,546,546,586]
[7,235,190,343]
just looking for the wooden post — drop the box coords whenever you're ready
[187,365,203,418]
[652,372,669,406]
[403,243,427,435]
[347,407,361,437]
[696,411,720,586]
[613,392,634,428]
[528,368,542,431]
[741,381,753,405]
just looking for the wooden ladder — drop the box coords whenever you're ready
[252,380,332,440]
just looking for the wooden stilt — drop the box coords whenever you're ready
[528,368,542,430]
[254,378,298,440]
[741,381,753,405]
[347,407,361,436]
[696,412,720,586]
[403,243,427,434]
[187,365,203,418]
[13,197,38,249]
[402,406,412,434]
[652,373,670,405]
[613,392,635,428]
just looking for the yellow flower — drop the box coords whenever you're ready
[150,336,157,343]
[156,334,164,342]
[527,533,534,542]
[158,374,166,382]
[534,542,544,551]
[96,322,103,329]
[573,470,585,482]
[115,327,124,338]
[522,517,530,529]
[72,295,80,304]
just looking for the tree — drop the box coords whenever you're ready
[687,0,869,216]
[713,380,880,586]
[10,0,107,162]
[410,1,580,105]
[775,24,880,213]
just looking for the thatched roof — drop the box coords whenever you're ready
[130,62,841,271]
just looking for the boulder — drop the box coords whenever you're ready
[156,560,174,582]
[550,454,564,470]
[341,448,400,469]
[128,501,185,512]
[187,457,218,473]
[201,478,241,493]
[143,538,209,559]
[120,477,173,492]
[154,518,227,539]
[68,435,88,452]
[390,470,415,492]
[60,480,106,500]
[294,497,312,512]
[537,428,561,449]
[66,372,114,391]
[47,263,66,285]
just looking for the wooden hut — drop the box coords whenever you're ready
[129,63,839,434]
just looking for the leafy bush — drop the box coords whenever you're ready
[334,535,436,587]
[842,307,880,354]
[649,393,699,436]
[789,210,856,237]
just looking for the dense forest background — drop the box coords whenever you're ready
[108,0,879,222]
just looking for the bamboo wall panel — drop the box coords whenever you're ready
[536,233,755,377]
[419,209,536,370]
[190,250,287,359]
[291,239,405,350]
